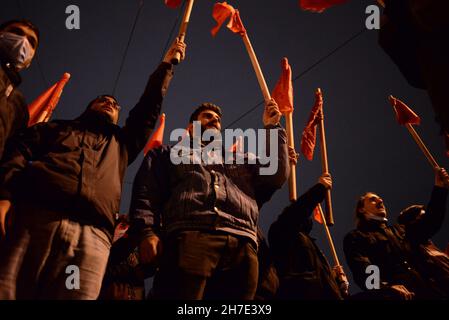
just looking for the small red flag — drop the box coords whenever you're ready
[28,73,71,127]
[211,2,246,37]
[165,0,182,9]
[299,0,349,13]
[144,113,166,155]
[301,89,323,161]
[229,136,244,153]
[313,206,324,224]
[272,57,294,115]
[389,95,421,126]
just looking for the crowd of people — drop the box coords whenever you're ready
[0,13,448,301]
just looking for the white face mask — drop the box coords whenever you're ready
[0,31,34,70]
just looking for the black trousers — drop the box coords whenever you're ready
[152,230,259,300]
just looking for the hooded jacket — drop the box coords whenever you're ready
[0,62,174,239]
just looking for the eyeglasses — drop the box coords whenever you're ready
[97,96,121,111]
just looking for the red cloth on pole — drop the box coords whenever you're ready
[299,0,349,13]
[272,57,294,114]
[28,73,71,126]
[301,89,323,161]
[389,95,421,125]
[144,113,166,155]
[314,206,323,224]
[211,2,246,37]
[165,0,182,9]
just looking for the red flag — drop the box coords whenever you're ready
[299,0,349,13]
[28,73,71,127]
[229,136,244,153]
[165,0,182,9]
[314,206,323,224]
[389,95,421,126]
[272,57,294,114]
[211,2,246,37]
[144,113,166,155]
[301,89,323,161]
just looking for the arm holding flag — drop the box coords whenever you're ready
[121,39,185,164]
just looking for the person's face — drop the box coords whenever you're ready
[90,96,120,124]
[196,110,222,132]
[2,23,38,60]
[360,193,387,218]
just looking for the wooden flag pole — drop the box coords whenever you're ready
[171,0,195,65]
[317,204,339,266]
[317,88,334,226]
[241,34,271,102]
[405,124,439,169]
[241,33,297,201]
[285,112,297,201]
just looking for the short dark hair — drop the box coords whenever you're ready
[0,19,40,42]
[189,103,222,123]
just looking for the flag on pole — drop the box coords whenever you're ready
[299,0,349,13]
[165,0,183,8]
[211,2,246,37]
[28,73,71,127]
[314,206,324,224]
[272,57,294,114]
[389,95,421,126]
[301,89,323,161]
[144,113,166,155]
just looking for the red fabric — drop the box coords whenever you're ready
[299,0,349,13]
[144,113,166,156]
[229,136,244,153]
[28,73,71,127]
[272,57,294,114]
[165,0,182,9]
[144,114,166,155]
[313,206,323,224]
[389,96,421,126]
[301,89,323,161]
[211,2,246,37]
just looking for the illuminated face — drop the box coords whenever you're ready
[2,22,38,63]
[90,96,120,124]
[360,193,387,219]
[196,109,222,132]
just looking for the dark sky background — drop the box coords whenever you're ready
[2,0,448,294]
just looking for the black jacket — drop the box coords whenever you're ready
[344,186,448,299]
[0,61,29,160]
[269,184,343,300]
[130,125,289,245]
[0,62,174,239]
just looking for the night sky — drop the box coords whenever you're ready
[2,0,448,294]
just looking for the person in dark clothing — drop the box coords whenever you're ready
[0,19,39,160]
[100,215,155,300]
[397,205,449,298]
[344,168,449,300]
[268,173,349,300]
[378,1,449,152]
[130,100,289,300]
[254,228,279,300]
[0,39,186,300]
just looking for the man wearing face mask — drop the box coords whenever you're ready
[0,38,186,300]
[344,168,449,300]
[0,19,39,160]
